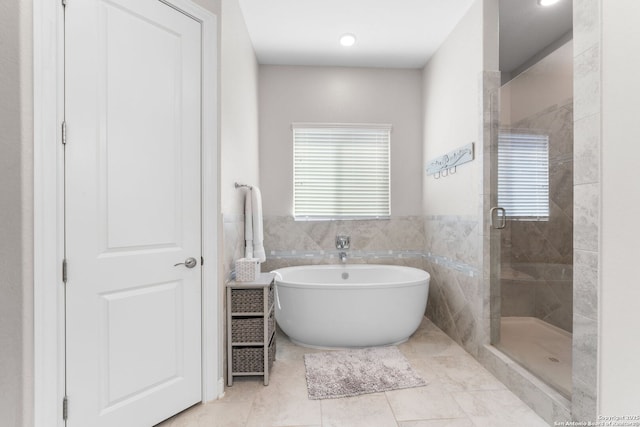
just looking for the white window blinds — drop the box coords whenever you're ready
[498,130,550,220]
[292,123,391,220]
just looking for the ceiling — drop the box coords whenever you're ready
[237,0,573,71]
[500,0,573,75]
[237,0,475,69]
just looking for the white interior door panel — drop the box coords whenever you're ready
[65,0,202,425]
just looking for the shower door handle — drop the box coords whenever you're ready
[490,207,507,229]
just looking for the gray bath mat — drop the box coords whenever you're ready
[303,346,426,399]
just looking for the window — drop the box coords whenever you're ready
[292,123,391,220]
[498,130,549,220]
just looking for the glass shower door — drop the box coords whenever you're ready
[491,41,574,400]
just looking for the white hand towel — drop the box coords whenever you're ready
[244,189,253,259]
[251,186,266,262]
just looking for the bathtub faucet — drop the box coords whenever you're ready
[339,252,348,263]
[335,235,350,249]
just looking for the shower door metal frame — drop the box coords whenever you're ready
[484,80,503,348]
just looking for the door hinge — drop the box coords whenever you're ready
[62,259,68,284]
[61,121,67,145]
[201,256,204,266]
[62,396,68,420]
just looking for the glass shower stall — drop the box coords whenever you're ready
[491,39,574,399]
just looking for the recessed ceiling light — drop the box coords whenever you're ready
[339,33,356,47]
[538,0,561,6]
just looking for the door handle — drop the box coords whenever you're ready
[490,207,507,229]
[174,257,198,268]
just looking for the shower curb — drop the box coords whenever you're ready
[479,344,571,425]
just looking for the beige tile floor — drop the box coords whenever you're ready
[157,318,549,427]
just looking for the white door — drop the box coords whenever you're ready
[65,0,202,425]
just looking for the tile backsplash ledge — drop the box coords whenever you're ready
[265,248,479,278]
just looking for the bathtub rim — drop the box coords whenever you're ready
[272,264,430,290]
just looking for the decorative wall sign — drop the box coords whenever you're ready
[426,142,475,178]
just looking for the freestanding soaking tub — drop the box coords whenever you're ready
[272,264,430,348]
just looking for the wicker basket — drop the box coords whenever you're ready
[230,287,273,313]
[235,258,260,282]
[232,339,276,373]
[231,313,275,343]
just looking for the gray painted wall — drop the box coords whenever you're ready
[258,65,424,217]
[0,0,34,426]
[599,0,640,412]
[421,0,490,356]
[219,0,260,281]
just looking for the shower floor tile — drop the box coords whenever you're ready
[498,316,572,399]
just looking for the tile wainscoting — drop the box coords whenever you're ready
[258,214,485,360]
[261,215,427,272]
[424,215,485,358]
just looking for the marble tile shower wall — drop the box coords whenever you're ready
[571,0,601,420]
[261,215,426,272]
[501,99,574,332]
